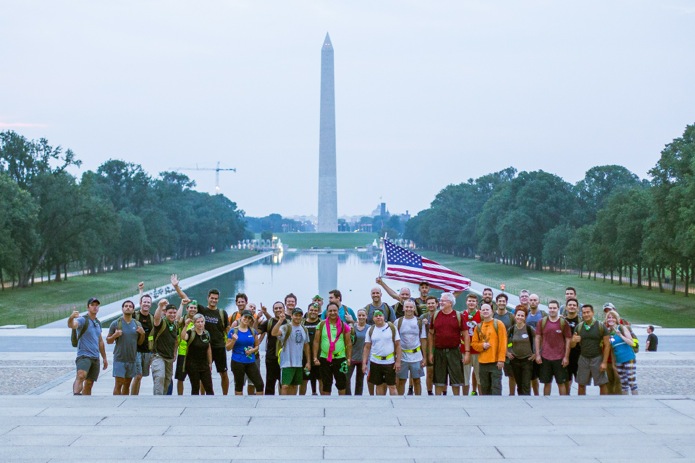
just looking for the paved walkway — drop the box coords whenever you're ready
[0,395,694,462]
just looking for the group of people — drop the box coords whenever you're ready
[69,276,657,397]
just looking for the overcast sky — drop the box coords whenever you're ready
[2,1,694,218]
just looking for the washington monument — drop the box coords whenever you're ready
[317,33,338,232]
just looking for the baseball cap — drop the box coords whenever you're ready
[241,310,253,318]
[312,294,323,301]
[603,302,616,312]
[87,297,100,305]
[292,308,303,315]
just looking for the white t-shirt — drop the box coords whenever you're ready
[397,317,427,363]
[366,323,401,365]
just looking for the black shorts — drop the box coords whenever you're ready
[174,354,187,381]
[319,357,347,393]
[567,350,580,380]
[369,361,396,386]
[211,346,228,373]
[539,358,568,384]
[531,361,540,380]
[433,348,464,387]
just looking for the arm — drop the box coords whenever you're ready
[534,332,543,364]
[226,329,236,351]
[170,274,188,300]
[376,276,399,301]
[313,326,322,365]
[470,329,484,353]
[497,326,507,365]
[601,334,610,372]
[420,326,428,367]
[271,315,286,337]
[362,341,371,371]
[106,323,120,345]
[99,336,108,370]
[67,310,80,329]
[462,330,471,365]
[344,328,352,361]
[154,299,167,327]
[617,325,633,344]
[181,328,189,342]
[136,324,146,345]
[303,342,311,370]
[393,339,401,372]
[428,327,435,365]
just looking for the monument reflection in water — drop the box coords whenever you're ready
[181,251,388,313]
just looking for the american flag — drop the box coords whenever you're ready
[381,240,471,292]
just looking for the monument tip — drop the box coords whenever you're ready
[323,32,332,48]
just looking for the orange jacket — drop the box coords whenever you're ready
[470,319,507,364]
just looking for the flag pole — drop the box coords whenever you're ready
[378,233,387,277]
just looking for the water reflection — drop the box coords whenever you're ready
[178,251,392,312]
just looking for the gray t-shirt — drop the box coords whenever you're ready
[108,318,139,363]
[351,325,369,362]
[397,317,427,363]
[511,325,534,359]
[278,324,309,368]
[576,320,605,359]
[76,316,102,359]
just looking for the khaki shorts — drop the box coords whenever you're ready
[462,354,480,386]
[577,355,608,386]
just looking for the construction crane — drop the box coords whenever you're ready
[173,162,237,194]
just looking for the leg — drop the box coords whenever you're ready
[578,385,587,395]
[543,383,552,396]
[376,384,387,395]
[220,371,229,396]
[489,366,502,396]
[151,356,165,395]
[426,364,434,395]
[130,376,142,395]
[82,379,95,395]
[188,369,201,396]
[113,377,124,395]
[397,378,407,395]
[354,363,365,396]
[177,380,184,395]
[414,376,422,395]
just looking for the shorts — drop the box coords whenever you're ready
[532,361,540,380]
[370,362,396,386]
[397,360,425,380]
[211,346,228,373]
[433,348,464,387]
[112,360,137,379]
[503,361,513,378]
[539,358,568,384]
[577,355,608,386]
[135,352,153,377]
[174,354,188,381]
[319,357,348,393]
[75,356,100,382]
[463,353,480,386]
[281,367,304,386]
[567,350,580,380]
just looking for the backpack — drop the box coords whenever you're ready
[507,324,535,354]
[150,319,171,351]
[539,316,567,333]
[475,319,500,340]
[396,316,423,336]
[365,303,392,322]
[182,329,211,372]
[116,317,143,333]
[430,309,463,332]
[368,322,397,344]
[71,316,89,347]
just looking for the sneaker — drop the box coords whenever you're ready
[427,391,434,396]
[442,390,447,396]
[407,386,414,396]
[470,391,478,396]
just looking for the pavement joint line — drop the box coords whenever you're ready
[495,446,504,458]
[27,370,75,395]
[567,434,581,446]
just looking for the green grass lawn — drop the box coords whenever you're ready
[276,232,378,249]
[423,251,695,328]
[0,249,257,328]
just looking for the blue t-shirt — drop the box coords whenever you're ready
[610,329,636,364]
[526,310,544,329]
[76,316,102,359]
[228,328,256,364]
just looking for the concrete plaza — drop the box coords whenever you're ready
[0,394,695,462]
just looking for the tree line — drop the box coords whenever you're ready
[405,123,695,295]
[0,131,246,288]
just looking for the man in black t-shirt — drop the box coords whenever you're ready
[259,302,288,395]
[131,289,155,395]
[646,325,658,352]
[195,289,230,395]
[563,298,581,395]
